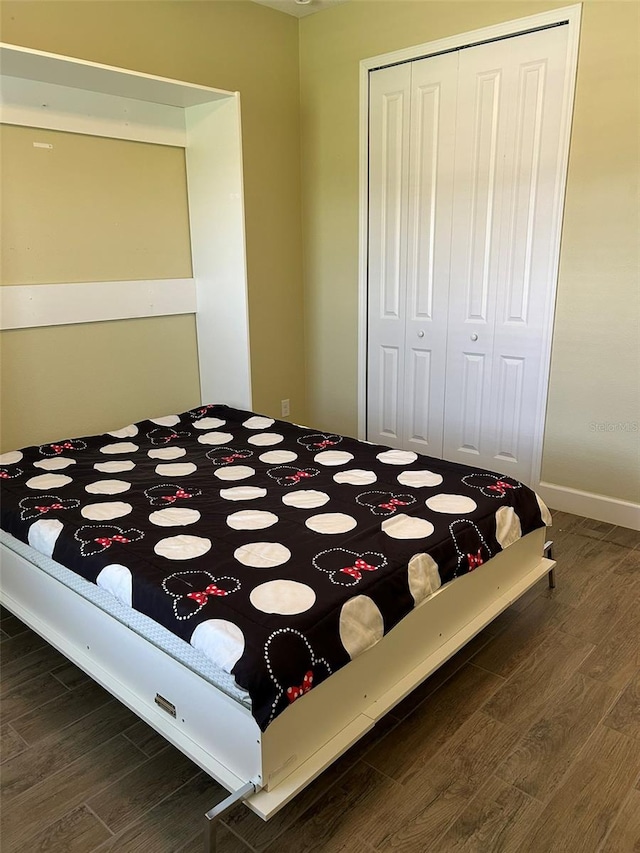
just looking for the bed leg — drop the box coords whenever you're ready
[204,780,257,853]
[544,540,555,589]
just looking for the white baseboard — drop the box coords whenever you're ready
[536,481,640,531]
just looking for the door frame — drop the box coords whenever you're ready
[357,4,582,488]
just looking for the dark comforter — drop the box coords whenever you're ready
[0,404,548,730]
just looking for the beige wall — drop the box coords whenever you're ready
[0,0,306,450]
[1,316,201,450]
[1,126,192,285]
[299,0,640,503]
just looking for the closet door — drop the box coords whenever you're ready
[442,25,570,480]
[367,54,457,452]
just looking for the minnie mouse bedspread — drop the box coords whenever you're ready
[0,404,550,730]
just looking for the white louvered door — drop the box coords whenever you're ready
[367,24,570,484]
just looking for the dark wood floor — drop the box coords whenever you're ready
[1,510,639,852]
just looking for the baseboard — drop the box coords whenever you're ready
[536,481,640,531]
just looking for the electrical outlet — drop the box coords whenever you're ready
[281,399,290,418]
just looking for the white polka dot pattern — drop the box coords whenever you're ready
[26,474,73,490]
[108,424,139,438]
[259,450,297,464]
[81,502,133,521]
[247,433,284,447]
[100,442,139,455]
[333,469,377,486]
[495,506,522,549]
[243,416,275,430]
[197,432,234,445]
[397,470,443,488]
[28,518,63,557]
[34,458,77,471]
[220,486,267,502]
[190,619,245,672]
[149,508,201,527]
[214,466,255,482]
[94,461,135,473]
[376,449,418,465]
[148,447,186,460]
[426,494,477,514]
[150,415,180,426]
[0,450,23,464]
[339,596,384,659]
[250,580,316,615]
[154,535,212,560]
[193,417,226,430]
[97,564,133,605]
[381,514,434,539]
[314,451,354,466]
[154,463,197,477]
[536,494,552,526]
[305,513,357,534]
[408,553,441,604]
[282,490,329,509]
[234,542,291,568]
[226,510,279,530]
[85,480,131,495]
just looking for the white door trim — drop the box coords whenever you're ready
[358,4,582,489]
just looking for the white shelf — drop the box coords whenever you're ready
[0,43,232,106]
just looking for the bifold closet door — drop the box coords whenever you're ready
[367,24,570,483]
[367,54,457,453]
[442,25,570,480]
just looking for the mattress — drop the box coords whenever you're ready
[0,404,550,730]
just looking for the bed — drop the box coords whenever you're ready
[0,402,554,850]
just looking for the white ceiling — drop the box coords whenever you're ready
[251,0,348,18]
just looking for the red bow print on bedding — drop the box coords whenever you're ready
[467,550,484,570]
[487,480,516,496]
[340,559,377,581]
[286,670,313,703]
[35,503,64,513]
[187,584,231,605]
[95,534,131,548]
[378,497,409,512]
[221,452,246,464]
[285,471,312,484]
[50,441,75,454]
[162,489,192,504]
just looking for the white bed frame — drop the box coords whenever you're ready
[0,42,556,851]
[0,529,554,838]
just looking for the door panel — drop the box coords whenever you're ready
[367,63,411,448]
[443,48,507,467]
[367,53,457,452]
[379,345,402,440]
[407,347,432,445]
[444,26,569,481]
[458,351,486,455]
[494,355,525,463]
[404,53,457,456]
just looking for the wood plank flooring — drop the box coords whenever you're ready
[1,510,639,852]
